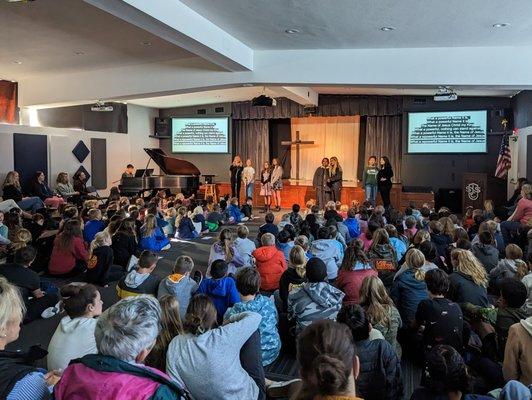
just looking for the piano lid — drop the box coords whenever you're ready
[144,148,201,176]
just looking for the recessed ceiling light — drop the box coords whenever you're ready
[242,83,254,87]
[74,51,85,55]
[12,60,22,64]
[285,28,300,34]
[380,26,396,31]
[492,22,510,28]
[140,41,152,46]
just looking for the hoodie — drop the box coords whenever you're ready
[523,274,532,317]
[252,246,287,291]
[197,277,240,320]
[471,243,499,273]
[430,233,452,259]
[390,269,428,326]
[224,295,281,366]
[278,268,307,312]
[47,316,97,371]
[448,271,489,307]
[503,317,532,385]
[336,262,378,305]
[344,218,361,239]
[208,242,246,275]
[310,239,342,280]
[489,259,521,285]
[116,269,160,298]
[234,237,256,267]
[288,281,345,334]
[157,274,198,317]
[276,241,295,262]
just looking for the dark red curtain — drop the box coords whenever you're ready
[0,80,18,124]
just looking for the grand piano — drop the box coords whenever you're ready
[120,148,201,196]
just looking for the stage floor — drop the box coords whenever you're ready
[211,181,434,211]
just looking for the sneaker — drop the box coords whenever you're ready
[266,379,302,398]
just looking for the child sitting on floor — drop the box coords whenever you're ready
[175,207,198,240]
[83,208,105,244]
[241,197,254,220]
[225,197,246,224]
[197,259,240,323]
[116,250,160,298]
[158,255,199,317]
[224,267,281,366]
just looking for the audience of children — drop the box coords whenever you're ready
[1,171,532,400]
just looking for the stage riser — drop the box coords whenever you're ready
[212,182,434,211]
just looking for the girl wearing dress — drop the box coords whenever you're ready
[242,159,255,199]
[270,158,283,211]
[229,155,244,203]
[260,161,272,212]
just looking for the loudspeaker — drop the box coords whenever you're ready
[154,118,171,137]
[489,108,513,132]
[435,188,462,214]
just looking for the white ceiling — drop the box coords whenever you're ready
[126,85,519,109]
[0,0,194,80]
[180,0,532,49]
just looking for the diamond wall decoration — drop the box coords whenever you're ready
[72,140,90,163]
[75,165,91,182]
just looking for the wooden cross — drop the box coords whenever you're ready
[281,130,315,181]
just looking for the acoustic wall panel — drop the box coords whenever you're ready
[90,138,107,189]
[13,133,48,193]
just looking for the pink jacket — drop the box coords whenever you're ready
[54,362,172,400]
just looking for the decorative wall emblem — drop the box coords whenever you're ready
[466,182,481,201]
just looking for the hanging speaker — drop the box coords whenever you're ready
[154,117,171,137]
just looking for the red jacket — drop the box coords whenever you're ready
[253,246,286,291]
[336,264,378,304]
[49,235,89,275]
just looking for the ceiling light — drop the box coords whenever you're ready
[492,23,510,28]
[140,41,152,46]
[242,83,254,87]
[74,51,85,55]
[380,26,396,31]
[285,28,300,34]
[12,60,22,64]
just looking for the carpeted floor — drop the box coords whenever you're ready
[8,210,421,397]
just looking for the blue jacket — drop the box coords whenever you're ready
[344,218,361,239]
[276,241,294,262]
[224,295,281,366]
[390,269,428,326]
[83,220,105,243]
[389,237,407,261]
[139,227,170,252]
[197,277,241,321]
[309,239,342,280]
[226,204,243,224]
[177,217,197,239]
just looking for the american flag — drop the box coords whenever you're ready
[495,132,511,178]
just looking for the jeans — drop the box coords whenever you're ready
[17,197,45,213]
[365,185,377,205]
[500,220,523,245]
[246,183,254,199]
[0,199,20,213]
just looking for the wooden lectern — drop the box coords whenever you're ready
[462,173,506,211]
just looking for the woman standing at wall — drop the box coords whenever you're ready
[270,158,284,211]
[229,155,244,203]
[328,156,343,203]
[377,156,394,209]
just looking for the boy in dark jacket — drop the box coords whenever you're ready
[337,304,404,400]
[241,197,254,220]
[197,259,240,322]
[256,212,279,243]
[471,231,499,273]
[429,221,452,259]
[116,250,160,298]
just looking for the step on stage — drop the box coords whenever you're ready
[211,181,434,211]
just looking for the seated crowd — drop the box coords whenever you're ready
[0,169,531,400]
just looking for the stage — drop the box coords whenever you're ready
[211,181,434,211]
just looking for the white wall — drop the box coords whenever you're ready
[0,104,158,196]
